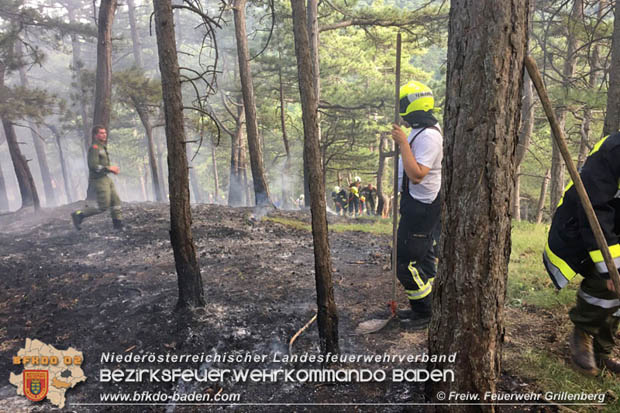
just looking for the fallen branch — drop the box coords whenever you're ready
[288,314,317,355]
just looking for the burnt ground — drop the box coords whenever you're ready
[0,202,588,412]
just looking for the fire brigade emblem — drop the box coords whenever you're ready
[23,370,48,402]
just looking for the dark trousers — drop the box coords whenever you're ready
[396,193,440,314]
[570,277,620,356]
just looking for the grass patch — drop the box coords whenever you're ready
[507,349,620,412]
[265,216,393,235]
[263,217,311,231]
[330,218,392,235]
[508,221,577,310]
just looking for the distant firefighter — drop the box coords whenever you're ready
[360,183,377,215]
[331,186,348,215]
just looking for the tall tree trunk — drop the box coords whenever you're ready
[127,0,143,69]
[67,5,92,154]
[134,98,163,201]
[376,133,392,217]
[155,127,168,200]
[210,140,219,200]
[0,130,10,210]
[47,124,73,204]
[2,119,40,210]
[578,0,603,170]
[278,60,292,209]
[290,0,339,354]
[513,72,534,220]
[93,0,117,129]
[428,1,529,409]
[89,0,117,202]
[604,0,620,136]
[16,45,56,207]
[228,96,245,206]
[0,61,40,210]
[153,0,205,309]
[187,143,203,203]
[233,0,272,206]
[0,160,8,211]
[549,0,582,215]
[127,0,162,201]
[536,168,550,224]
[304,0,320,208]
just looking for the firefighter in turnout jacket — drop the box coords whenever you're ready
[390,81,442,330]
[71,126,123,230]
[543,132,620,375]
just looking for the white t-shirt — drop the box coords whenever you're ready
[397,125,443,204]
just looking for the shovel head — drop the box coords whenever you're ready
[354,314,395,335]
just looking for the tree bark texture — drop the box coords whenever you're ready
[278,62,292,209]
[46,124,73,204]
[133,97,163,201]
[153,0,205,309]
[155,128,168,199]
[67,5,92,155]
[228,97,245,206]
[233,0,272,206]
[0,60,40,210]
[536,168,550,224]
[127,0,144,69]
[0,129,10,210]
[513,72,534,220]
[211,140,219,200]
[604,1,620,136]
[2,119,40,210]
[0,158,8,211]
[579,0,604,169]
[376,133,388,216]
[290,0,339,354]
[549,0,581,215]
[187,144,203,203]
[93,0,117,129]
[428,1,529,410]
[17,58,56,207]
[305,0,320,208]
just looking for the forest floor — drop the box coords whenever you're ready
[0,202,608,412]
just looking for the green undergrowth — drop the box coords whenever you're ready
[507,220,577,310]
[507,349,620,413]
[264,216,311,231]
[265,216,393,235]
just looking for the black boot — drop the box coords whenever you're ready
[112,219,124,230]
[596,354,620,374]
[398,297,432,330]
[71,211,83,230]
[570,328,599,376]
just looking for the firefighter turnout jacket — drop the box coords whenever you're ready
[543,133,620,289]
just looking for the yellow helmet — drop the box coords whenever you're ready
[399,81,434,116]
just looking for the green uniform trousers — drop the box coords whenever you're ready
[81,176,122,220]
[569,277,620,356]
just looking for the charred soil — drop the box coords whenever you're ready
[0,202,558,412]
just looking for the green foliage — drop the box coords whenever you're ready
[510,350,620,413]
[113,67,162,113]
[0,85,55,122]
[508,221,577,309]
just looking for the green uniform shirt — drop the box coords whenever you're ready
[88,142,110,180]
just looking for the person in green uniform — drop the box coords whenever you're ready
[71,125,124,230]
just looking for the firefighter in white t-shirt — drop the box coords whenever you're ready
[390,81,443,330]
